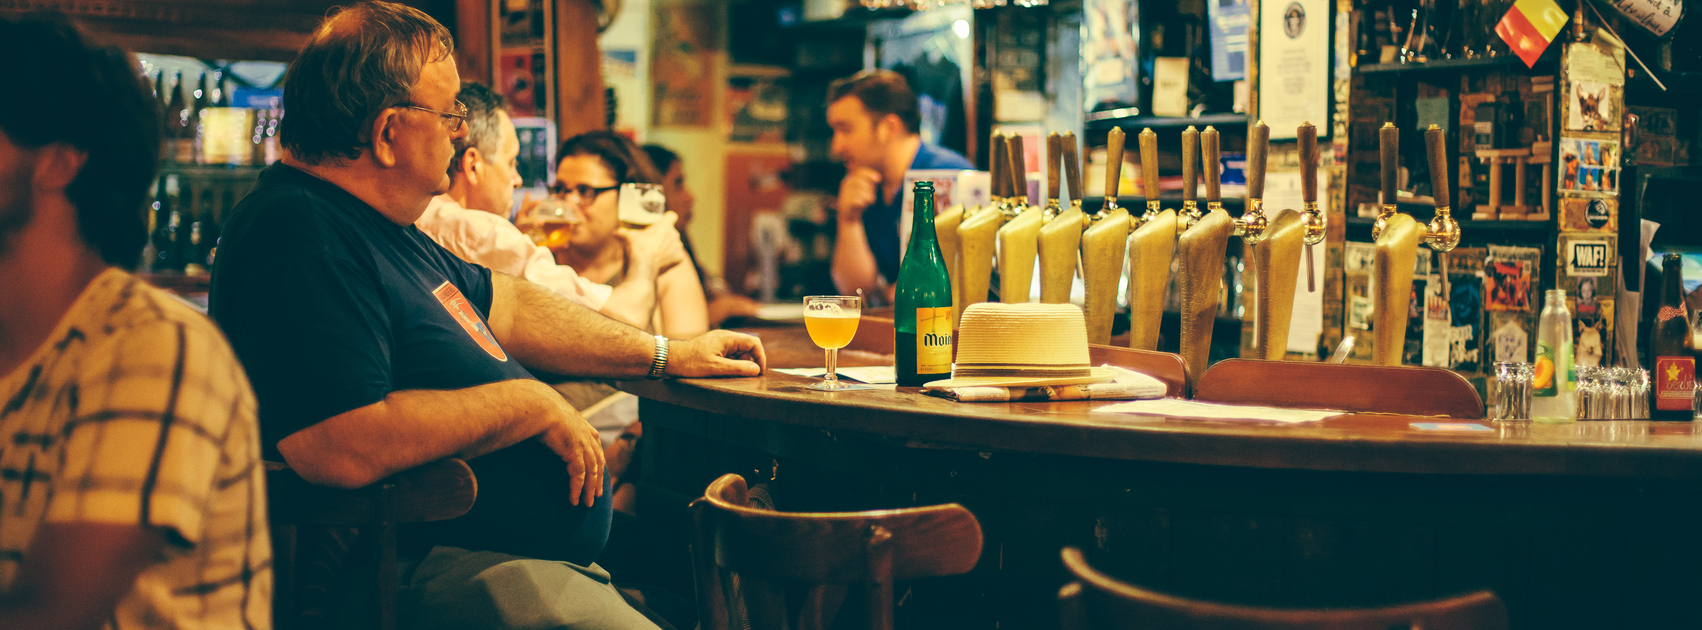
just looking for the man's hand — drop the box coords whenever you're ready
[619,211,687,276]
[533,396,606,507]
[666,330,767,378]
[836,167,883,225]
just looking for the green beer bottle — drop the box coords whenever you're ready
[895,181,955,387]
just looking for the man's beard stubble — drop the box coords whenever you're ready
[0,165,36,256]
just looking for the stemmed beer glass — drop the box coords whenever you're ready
[803,295,861,391]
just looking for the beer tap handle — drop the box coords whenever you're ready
[1180,126,1200,230]
[989,132,1008,203]
[1298,122,1322,292]
[1201,126,1222,206]
[1104,127,1125,215]
[1237,121,1270,242]
[1426,124,1451,221]
[1139,128,1161,222]
[1375,122,1399,241]
[1046,132,1062,215]
[1008,134,1028,210]
[1247,121,1268,201]
[1424,124,1460,295]
[1063,131,1083,211]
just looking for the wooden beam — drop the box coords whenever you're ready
[554,0,607,138]
[451,0,492,85]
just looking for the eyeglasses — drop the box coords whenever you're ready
[399,100,469,132]
[549,182,620,202]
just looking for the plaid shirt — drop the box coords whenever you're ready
[0,269,271,629]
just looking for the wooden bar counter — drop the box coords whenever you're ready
[618,318,1702,629]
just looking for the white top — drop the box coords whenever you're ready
[415,195,613,311]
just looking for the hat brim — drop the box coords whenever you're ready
[921,367,1117,390]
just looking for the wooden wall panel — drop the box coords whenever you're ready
[554,0,607,138]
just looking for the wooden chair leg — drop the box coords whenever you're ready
[273,524,297,630]
[377,483,397,630]
[864,525,895,630]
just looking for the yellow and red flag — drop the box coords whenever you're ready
[1495,0,1571,67]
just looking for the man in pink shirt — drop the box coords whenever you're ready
[416,82,683,330]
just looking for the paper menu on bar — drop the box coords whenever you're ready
[1093,399,1341,423]
[772,366,896,385]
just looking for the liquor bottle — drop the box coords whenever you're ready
[1650,254,1694,420]
[184,188,214,275]
[895,180,955,387]
[153,175,184,272]
[1532,289,1575,421]
[193,72,212,165]
[139,177,161,272]
[166,72,194,164]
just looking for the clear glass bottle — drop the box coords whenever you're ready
[1532,289,1575,422]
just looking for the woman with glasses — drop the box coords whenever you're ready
[551,131,709,339]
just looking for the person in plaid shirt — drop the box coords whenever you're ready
[0,13,272,629]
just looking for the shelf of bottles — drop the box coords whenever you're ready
[142,67,280,278]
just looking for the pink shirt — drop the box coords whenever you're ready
[415,195,613,311]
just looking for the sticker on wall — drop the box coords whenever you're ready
[1564,236,1612,277]
[1560,138,1620,196]
[1566,81,1618,132]
[1561,197,1617,232]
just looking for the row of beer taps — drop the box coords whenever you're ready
[935,120,1460,380]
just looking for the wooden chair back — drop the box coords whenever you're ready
[853,315,1188,397]
[1058,547,1507,630]
[268,458,477,630]
[1089,345,1188,398]
[690,473,983,630]
[1194,359,1485,419]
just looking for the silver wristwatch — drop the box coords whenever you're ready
[648,335,669,379]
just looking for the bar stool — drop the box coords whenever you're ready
[690,473,983,630]
[1058,547,1508,630]
[1194,359,1484,418]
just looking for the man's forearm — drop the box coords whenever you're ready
[490,273,655,378]
[278,379,563,488]
[832,219,882,296]
[599,259,659,329]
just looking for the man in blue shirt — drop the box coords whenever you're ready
[827,70,972,302]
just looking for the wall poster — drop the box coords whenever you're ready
[1257,0,1330,140]
[651,4,721,128]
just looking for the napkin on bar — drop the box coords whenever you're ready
[925,366,1167,403]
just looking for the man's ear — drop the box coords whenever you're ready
[33,144,87,193]
[370,109,400,167]
[461,147,483,185]
[878,113,906,140]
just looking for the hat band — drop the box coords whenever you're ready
[951,363,1093,379]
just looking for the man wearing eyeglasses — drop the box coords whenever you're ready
[414,82,685,331]
[209,2,762,629]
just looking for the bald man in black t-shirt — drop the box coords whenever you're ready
[210,3,763,628]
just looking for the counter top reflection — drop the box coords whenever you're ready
[622,321,1702,481]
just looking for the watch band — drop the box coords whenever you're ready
[648,335,669,379]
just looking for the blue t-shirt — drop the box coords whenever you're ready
[210,164,606,564]
[862,142,973,283]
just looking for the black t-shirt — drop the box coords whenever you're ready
[210,164,598,563]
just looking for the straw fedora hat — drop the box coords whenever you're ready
[923,302,1115,389]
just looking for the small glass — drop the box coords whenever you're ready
[803,295,861,391]
[1624,368,1650,419]
[524,197,583,249]
[1493,362,1534,421]
[1575,366,1602,420]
